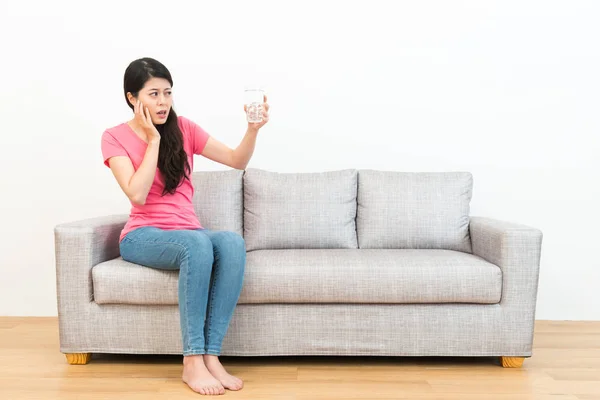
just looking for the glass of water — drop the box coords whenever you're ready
[244,87,265,123]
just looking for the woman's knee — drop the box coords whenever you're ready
[214,231,246,252]
[178,230,214,262]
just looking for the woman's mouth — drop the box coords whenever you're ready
[157,110,168,119]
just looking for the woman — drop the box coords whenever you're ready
[101,57,269,395]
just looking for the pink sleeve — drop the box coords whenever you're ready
[180,116,211,155]
[101,130,128,167]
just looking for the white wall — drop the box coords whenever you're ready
[1,0,598,319]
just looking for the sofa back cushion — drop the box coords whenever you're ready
[192,170,244,236]
[357,170,473,252]
[243,168,358,251]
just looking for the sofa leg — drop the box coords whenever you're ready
[500,356,525,368]
[65,353,92,365]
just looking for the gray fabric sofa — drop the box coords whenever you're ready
[54,168,543,368]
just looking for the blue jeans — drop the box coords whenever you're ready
[119,227,246,356]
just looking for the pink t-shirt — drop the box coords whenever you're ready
[101,116,211,242]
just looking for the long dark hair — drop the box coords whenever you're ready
[123,57,190,196]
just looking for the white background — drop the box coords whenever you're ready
[1,1,598,319]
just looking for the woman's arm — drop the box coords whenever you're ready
[201,128,258,170]
[108,138,160,205]
[201,95,270,169]
[107,101,162,206]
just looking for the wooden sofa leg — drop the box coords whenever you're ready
[66,353,92,365]
[500,356,525,368]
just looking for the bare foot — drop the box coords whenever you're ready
[182,355,225,395]
[203,354,244,391]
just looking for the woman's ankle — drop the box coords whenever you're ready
[183,354,206,365]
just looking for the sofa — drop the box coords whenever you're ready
[54,168,543,368]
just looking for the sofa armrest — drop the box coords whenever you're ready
[54,214,128,307]
[469,216,543,308]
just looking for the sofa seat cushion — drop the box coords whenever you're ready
[92,249,501,305]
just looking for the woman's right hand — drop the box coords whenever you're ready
[134,100,161,143]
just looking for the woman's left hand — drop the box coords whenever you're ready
[244,94,270,131]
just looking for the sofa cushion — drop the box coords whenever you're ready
[357,170,473,252]
[92,249,501,305]
[243,168,358,250]
[191,169,244,236]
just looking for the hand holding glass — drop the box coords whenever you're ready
[244,88,265,123]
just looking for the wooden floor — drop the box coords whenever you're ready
[1,318,599,399]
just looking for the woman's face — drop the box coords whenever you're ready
[128,77,173,125]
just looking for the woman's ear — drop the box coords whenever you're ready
[126,92,136,106]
